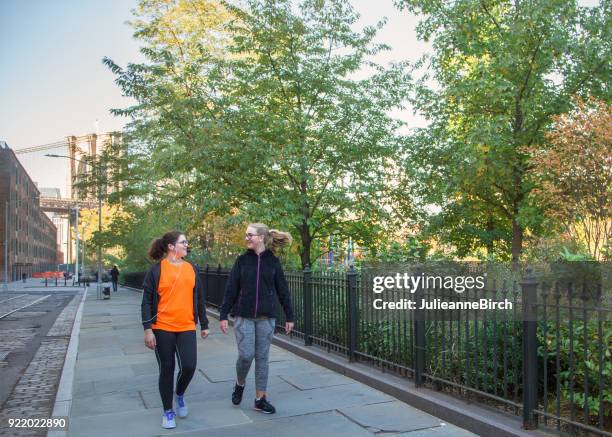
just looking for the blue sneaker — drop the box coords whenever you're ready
[162,410,176,429]
[175,394,188,418]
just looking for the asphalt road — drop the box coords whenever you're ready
[0,283,81,413]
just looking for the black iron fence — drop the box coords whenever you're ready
[126,263,611,436]
[122,271,146,289]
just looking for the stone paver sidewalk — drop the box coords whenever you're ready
[65,288,476,437]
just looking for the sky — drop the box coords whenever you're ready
[0,0,599,197]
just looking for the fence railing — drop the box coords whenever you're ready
[122,271,146,289]
[126,263,611,436]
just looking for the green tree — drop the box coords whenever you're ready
[104,0,412,269]
[397,0,611,264]
[94,0,235,268]
[102,0,233,211]
[528,97,611,260]
[204,0,412,268]
[97,202,194,271]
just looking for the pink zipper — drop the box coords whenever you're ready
[254,253,261,317]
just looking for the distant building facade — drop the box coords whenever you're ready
[0,141,58,281]
[39,187,69,264]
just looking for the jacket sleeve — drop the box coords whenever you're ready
[141,268,155,330]
[274,259,294,322]
[220,257,241,321]
[194,264,209,330]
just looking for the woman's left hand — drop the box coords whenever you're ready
[201,329,210,339]
[285,322,294,334]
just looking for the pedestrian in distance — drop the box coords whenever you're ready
[110,265,119,292]
[219,223,295,414]
[141,231,210,429]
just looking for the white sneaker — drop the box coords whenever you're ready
[162,410,176,429]
[175,394,188,418]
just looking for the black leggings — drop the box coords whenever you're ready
[153,329,197,411]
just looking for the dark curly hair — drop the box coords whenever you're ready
[148,230,184,261]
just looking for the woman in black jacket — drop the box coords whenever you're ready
[219,223,294,414]
[141,230,209,429]
[110,265,119,292]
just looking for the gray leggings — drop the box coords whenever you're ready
[234,317,275,392]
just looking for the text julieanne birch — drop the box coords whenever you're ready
[371,273,513,311]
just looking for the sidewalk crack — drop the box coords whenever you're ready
[197,368,233,383]
[278,375,303,391]
[197,368,214,383]
[335,408,375,431]
[138,390,147,408]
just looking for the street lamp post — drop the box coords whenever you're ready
[81,222,86,282]
[72,206,80,285]
[46,154,104,295]
[97,178,102,295]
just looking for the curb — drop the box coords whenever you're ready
[271,335,551,437]
[47,287,88,437]
[204,308,551,437]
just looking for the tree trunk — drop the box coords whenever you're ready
[486,217,495,256]
[298,191,312,269]
[511,217,523,270]
[299,224,312,269]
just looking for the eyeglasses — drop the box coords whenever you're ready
[245,233,261,240]
[176,240,189,246]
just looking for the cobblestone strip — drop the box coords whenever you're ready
[0,293,82,436]
[0,328,37,368]
[0,338,69,436]
[46,293,82,338]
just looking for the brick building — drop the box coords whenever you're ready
[0,141,58,281]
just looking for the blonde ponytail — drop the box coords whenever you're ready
[249,223,292,252]
[268,229,293,250]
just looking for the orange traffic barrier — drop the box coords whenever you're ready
[32,271,66,279]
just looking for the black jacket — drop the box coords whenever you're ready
[220,249,294,322]
[141,260,209,330]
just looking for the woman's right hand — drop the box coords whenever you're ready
[220,320,229,334]
[144,329,156,349]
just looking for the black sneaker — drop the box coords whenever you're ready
[254,396,275,414]
[232,383,245,405]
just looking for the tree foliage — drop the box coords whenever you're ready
[397,0,611,263]
[528,97,611,260]
[208,0,411,267]
[101,0,411,269]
